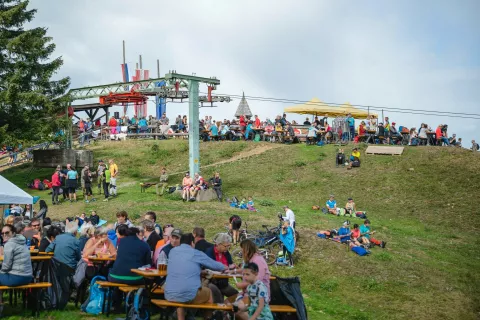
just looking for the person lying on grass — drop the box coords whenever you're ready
[359,219,387,248]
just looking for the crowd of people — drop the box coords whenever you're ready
[44,159,119,205]
[74,111,480,150]
[0,208,293,319]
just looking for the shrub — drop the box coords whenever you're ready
[258,199,275,207]
[294,160,307,167]
[151,144,159,152]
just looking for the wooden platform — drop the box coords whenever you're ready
[365,146,404,156]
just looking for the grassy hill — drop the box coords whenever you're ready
[2,140,480,320]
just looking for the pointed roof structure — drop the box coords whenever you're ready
[234,92,253,118]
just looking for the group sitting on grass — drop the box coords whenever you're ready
[314,195,367,219]
[317,219,386,255]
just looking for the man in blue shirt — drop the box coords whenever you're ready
[210,122,219,141]
[336,221,351,243]
[46,221,81,269]
[326,195,337,214]
[165,233,225,318]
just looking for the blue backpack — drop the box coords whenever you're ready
[125,288,149,320]
[81,276,107,315]
[351,246,370,256]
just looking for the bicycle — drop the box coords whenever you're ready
[230,246,276,266]
[214,222,256,243]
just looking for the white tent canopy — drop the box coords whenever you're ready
[0,175,33,205]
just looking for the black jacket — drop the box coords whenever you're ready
[195,239,214,253]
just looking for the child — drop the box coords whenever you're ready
[229,196,239,208]
[114,210,133,228]
[247,196,257,212]
[239,198,247,210]
[235,262,273,320]
[279,220,295,268]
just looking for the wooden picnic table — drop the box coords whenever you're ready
[130,268,276,280]
[88,256,116,263]
[0,255,52,262]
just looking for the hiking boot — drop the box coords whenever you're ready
[103,198,108,202]
[381,241,387,248]
[85,200,89,203]
[92,198,96,202]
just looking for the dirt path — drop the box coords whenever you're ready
[203,143,284,168]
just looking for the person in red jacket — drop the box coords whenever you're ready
[51,165,62,205]
[108,116,118,134]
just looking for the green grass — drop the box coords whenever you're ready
[1,141,480,319]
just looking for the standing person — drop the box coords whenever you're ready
[102,163,110,202]
[279,221,295,268]
[109,159,118,197]
[66,164,78,202]
[80,165,88,197]
[281,206,296,230]
[156,167,169,196]
[60,165,69,201]
[51,165,62,205]
[234,262,273,320]
[229,215,242,246]
[209,172,223,202]
[83,167,95,203]
[346,113,355,141]
[472,140,479,151]
[96,160,105,195]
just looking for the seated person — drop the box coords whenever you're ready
[345,198,356,216]
[0,224,33,288]
[388,122,401,143]
[347,156,361,170]
[449,134,457,146]
[157,228,182,265]
[350,147,360,161]
[165,233,226,320]
[46,221,81,269]
[325,195,337,214]
[336,149,345,167]
[108,227,151,285]
[333,221,351,243]
[350,224,362,246]
[307,124,318,142]
[189,173,207,200]
[181,172,193,202]
[358,121,366,137]
[210,122,219,141]
[245,121,254,140]
[377,123,386,141]
[359,220,386,248]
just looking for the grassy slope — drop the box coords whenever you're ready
[1,140,479,320]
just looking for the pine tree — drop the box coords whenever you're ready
[0,0,70,145]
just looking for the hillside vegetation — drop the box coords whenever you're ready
[2,140,480,320]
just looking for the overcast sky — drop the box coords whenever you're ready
[29,0,479,143]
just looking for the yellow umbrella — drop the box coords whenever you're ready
[338,102,377,119]
[284,98,341,116]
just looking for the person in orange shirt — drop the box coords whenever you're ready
[435,124,450,146]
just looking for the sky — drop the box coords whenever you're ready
[29,0,480,143]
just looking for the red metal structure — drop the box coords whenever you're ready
[99,90,148,105]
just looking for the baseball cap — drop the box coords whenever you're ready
[171,228,183,238]
[392,122,396,125]
[348,197,353,201]
[343,221,350,226]
[98,159,104,163]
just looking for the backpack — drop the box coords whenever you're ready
[351,246,370,256]
[254,133,261,142]
[355,211,367,219]
[316,141,325,147]
[125,288,150,320]
[38,181,45,190]
[81,276,107,315]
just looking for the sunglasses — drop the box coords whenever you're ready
[1,232,11,236]
[164,224,174,228]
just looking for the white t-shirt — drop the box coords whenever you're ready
[283,209,295,228]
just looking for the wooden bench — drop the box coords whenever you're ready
[0,282,52,317]
[152,299,296,319]
[118,286,164,295]
[97,281,143,316]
